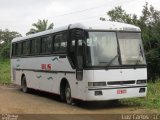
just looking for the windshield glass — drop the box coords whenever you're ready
[86,32,119,66]
[118,32,146,65]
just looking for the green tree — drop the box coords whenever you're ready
[107,6,139,25]
[26,19,54,35]
[0,29,21,59]
[107,3,160,80]
[0,29,21,44]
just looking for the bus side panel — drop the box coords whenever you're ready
[65,73,83,100]
[14,70,22,85]
[38,72,57,93]
[23,71,39,90]
[11,57,77,96]
[65,70,94,101]
[11,57,94,101]
[35,57,76,94]
[11,59,22,85]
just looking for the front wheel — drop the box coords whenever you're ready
[21,76,28,93]
[65,83,73,104]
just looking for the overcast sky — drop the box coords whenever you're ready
[0,0,159,36]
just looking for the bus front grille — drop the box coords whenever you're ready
[107,81,135,85]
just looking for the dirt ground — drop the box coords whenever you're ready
[0,85,158,114]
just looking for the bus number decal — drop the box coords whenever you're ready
[41,64,52,71]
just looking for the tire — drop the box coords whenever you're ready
[65,83,73,104]
[21,76,28,93]
[60,87,65,102]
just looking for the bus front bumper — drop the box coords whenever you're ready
[85,86,147,101]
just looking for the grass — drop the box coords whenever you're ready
[121,79,160,110]
[0,59,11,84]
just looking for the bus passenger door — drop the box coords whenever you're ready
[75,30,84,81]
[76,38,83,81]
[69,29,84,99]
[69,29,84,81]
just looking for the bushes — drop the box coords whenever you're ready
[146,48,160,81]
[0,29,21,59]
[0,43,11,59]
[121,79,160,110]
[0,59,11,84]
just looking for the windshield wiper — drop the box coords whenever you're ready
[134,57,141,69]
[105,55,119,69]
[134,44,144,68]
[135,59,141,66]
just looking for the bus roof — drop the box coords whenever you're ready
[12,20,141,43]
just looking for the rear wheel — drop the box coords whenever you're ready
[21,76,28,93]
[65,83,73,104]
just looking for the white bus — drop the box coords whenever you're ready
[11,20,147,104]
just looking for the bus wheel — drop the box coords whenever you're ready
[60,87,65,102]
[65,83,73,104]
[21,76,28,93]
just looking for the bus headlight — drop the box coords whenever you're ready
[137,80,147,84]
[88,82,106,87]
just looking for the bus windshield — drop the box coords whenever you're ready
[85,31,146,67]
[86,32,119,66]
[118,32,146,65]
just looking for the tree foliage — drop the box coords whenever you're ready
[107,6,138,24]
[0,29,21,44]
[107,3,160,80]
[0,29,21,59]
[26,19,54,35]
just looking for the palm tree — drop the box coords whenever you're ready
[26,19,54,35]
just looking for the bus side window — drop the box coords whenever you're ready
[41,36,52,54]
[31,39,36,55]
[61,32,67,51]
[54,34,60,52]
[22,40,30,55]
[54,32,67,52]
[36,38,40,55]
[31,38,40,55]
[70,30,76,66]
[15,42,22,56]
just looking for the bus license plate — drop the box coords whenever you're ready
[117,89,127,94]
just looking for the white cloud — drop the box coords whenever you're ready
[0,0,159,36]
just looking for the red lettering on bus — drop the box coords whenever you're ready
[41,64,52,71]
[47,64,51,71]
